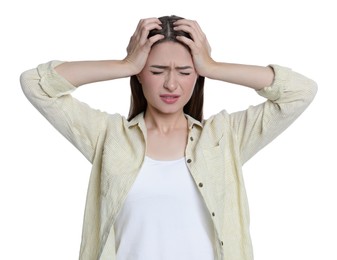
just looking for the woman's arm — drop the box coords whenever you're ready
[174,19,317,163]
[55,18,164,87]
[20,18,165,161]
[174,19,274,90]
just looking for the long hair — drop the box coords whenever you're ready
[128,15,205,122]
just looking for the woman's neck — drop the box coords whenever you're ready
[144,109,189,161]
[144,110,187,134]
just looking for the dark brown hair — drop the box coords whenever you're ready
[128,15,205,121]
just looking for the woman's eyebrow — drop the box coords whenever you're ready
[150,65,193,70]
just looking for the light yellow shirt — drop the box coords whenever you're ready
[20,61,317,260]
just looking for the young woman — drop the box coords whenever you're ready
[20,15,317,260]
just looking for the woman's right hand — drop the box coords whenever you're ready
[124,18,164,75]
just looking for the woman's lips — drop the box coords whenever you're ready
[160,94,180,104]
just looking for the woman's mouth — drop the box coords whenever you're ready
[160,94,180,104]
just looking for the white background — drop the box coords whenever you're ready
[1,0,336,259]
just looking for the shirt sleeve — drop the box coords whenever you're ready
[229,64,318,164]
[20,60,109,163]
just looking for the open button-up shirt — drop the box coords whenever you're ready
[20,61,317,260]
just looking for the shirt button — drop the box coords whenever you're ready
[212,212,215,217]
[190,136,194,141]
[221,241,224,246]
[187,159,192,163]
[198,182,203,188]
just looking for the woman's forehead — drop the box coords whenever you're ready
[148,41,193,64]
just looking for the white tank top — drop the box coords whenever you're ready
[114,156,215,260]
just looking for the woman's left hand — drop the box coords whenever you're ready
[173,19,214,77]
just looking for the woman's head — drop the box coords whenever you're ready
[128,15,205,121]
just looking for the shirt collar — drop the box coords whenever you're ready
[185,114,203,129]
[125,112,203,129]
[125,112,145,128]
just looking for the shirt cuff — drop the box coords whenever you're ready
[37,60,76,98]
[256,64,292,101]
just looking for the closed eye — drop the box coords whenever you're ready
[180,72,191,75]
[151,71,163,75]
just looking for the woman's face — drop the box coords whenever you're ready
[138,41,198,117]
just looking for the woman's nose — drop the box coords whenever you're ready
[164,73,178,91]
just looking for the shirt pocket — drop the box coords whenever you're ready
[203,145,222,165]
